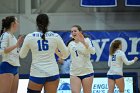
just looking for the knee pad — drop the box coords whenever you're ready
[27,88,41,93]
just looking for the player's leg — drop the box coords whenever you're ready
[0,62,18,93]
[10,74,19,93]
[27,76,44,93]
[115,76,124,93]
[44,74,60,93]
[44,79,59,93]
[70,75,82,93]
[81,73,94,93]
[107,75,115,93]
[0,74,14,93]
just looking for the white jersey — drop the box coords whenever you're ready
[0,32,20,66]
[68,38,95,76]
[107,50,135,76]
[19,31,68,77]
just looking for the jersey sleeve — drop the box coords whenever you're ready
[121,52,135,65]
[87,38,95,54]
[19,35,30,58]
[84,38,96,54]
[0,33,9,54]
[56,34,69,59]
[108,55,111,67]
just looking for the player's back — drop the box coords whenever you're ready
[25,31,60,64]
[20,31,68,77]
[107,50,124,75]
[110,50,124,67]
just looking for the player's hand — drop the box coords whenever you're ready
[76,32,89,48]
[55,48,63,58]
[16,35,24,47]
[58,57,64,64]
[76,32,85,43]
[134,57,138,62]
[55,48,59,53]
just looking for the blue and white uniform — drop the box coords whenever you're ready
[107,50,136,77]
[19,31,68,78]
[0,32,19,75]
[68,38,95,77]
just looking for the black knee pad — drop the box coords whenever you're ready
[27,88,41,93]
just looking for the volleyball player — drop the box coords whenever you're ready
[19,14,68,93]
[57,25,96,93]
[107,40,138,93]
[0,16,23,93]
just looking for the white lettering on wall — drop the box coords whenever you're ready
[92,39,110,62]
[91,37,139,61]
[128,38,140,55]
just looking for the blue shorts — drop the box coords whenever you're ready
[0,62,18,75]
[107,75,123,80]
[77,73,94,81]
[29,74,60,84]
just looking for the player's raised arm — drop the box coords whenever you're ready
[121,52,138,65]
[74,31,95,55]
[84,38,96,54]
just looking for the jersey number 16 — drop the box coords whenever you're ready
[37,40,49,51]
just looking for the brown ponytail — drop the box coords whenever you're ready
[110,40,121,55]
[0,16,16,36]
[36,14,49,40]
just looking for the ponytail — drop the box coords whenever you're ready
[110,40,121,55]
[1,27,4,36]
[37,24,47,40]
[41,26,47,40]
[0,19,6,36]
[36,14,49,40]
[0,16,16,36]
